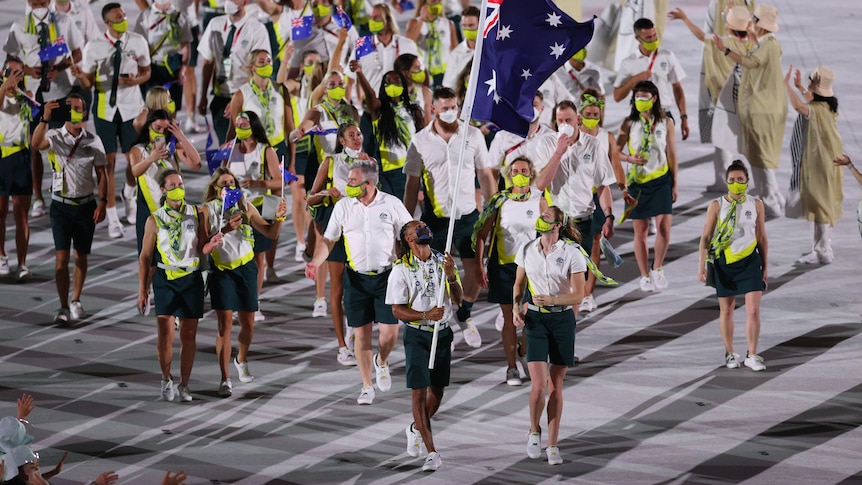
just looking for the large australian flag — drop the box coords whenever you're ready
[468,0,594,137]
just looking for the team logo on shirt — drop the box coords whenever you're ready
[185,222,194,231]
[660,61,668,70]
[745,210,753,219]
[556,257,564,266]
[379,213,389,222]
[241,40,249,48]
[583,153,591,163]
[526,209,534,217]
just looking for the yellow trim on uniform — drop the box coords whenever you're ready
[422,167,446,218]
[724,239,757,265]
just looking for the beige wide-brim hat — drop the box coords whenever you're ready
[811,66,835,97]
[754,4,779,32]
[725,6,752,32]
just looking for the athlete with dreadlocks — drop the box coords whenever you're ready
[385,220,461,472]
[350,64,425,200]
[472,155,540,387]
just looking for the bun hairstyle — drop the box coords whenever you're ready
[725,159,750,180]
[547,206,581,243]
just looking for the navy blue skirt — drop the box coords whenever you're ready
[629,172,673,219]
[713,249,765,297]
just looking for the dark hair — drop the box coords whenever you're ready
[725,159,749,180]
[550,100,578,130]
[394,53,418,76]
[157,168,181,206]
[812,93,839,113]
[241,111,271,145]
[334,122,360,153]
[377,71,425,149]
[627,80,664,122]
[101,2,122,21]
[397,221,416,260]
[433,86,457,103]
[633,17,654,33]
[547,206,581,243]
[462,5,480,18]
[133,109,173,146]
[3,55,24,69]
[455,60,472,104]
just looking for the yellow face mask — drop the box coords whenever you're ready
[511,174,530,187]
[345,181,365,198]
[327,86,346,101]
[313,4,331,17]
[166,100,176,114]
[368,19,385,34]
[581,117,600,130]
[303,64,315,78]
[463,28,478,41]
[410,70,426,84]
[255,64,274,78]
[535,216,557,233]
[70,110,84,124]
[384,84,404,98]
[572,48,587,62]
[235,127,253,140]
[640,38,659,52]
[112,19,128,33]
[428,3,443,16]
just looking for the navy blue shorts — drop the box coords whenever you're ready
[252,226,272,254]
[404,325,453,389]
[153,270,204,319]
[379,167,406,201]
[487,259,516,305]
[0,149,33,196]
[423,209,480,259]
[210,262,259,312]
[50,199,96,253]
[525,309,576,366]
[343,268,397,327]
[93,113,137,154]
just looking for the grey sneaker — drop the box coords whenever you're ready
[357,385,375,405]
[53,308,70,324]
[337,347,357,366]
[405,422,423,457]
[744,353,766,371]
[725,352,741,369]
[178,385,192,402]
[506,367,522,386]
[218,379,233,397]
[374,353,391,392]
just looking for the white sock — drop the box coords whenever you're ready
[106,206,120,224]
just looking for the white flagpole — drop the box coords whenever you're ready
[429,0,491,370]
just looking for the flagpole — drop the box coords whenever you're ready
[429,0,491,370]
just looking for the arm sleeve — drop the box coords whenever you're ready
[91,138,108,167]
[384,267,410,305]
[403,141,424,177]
[570,246,588,274]
[471,128,491,170]
[667,51,686,83]
[322,200,344,241]
[197,22,215,62]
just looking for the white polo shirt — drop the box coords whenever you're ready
[441,40,473,90]
[347,34,419,92]
[404,121,490,219]
[487,125,556,173]
[324,189,413,273]
[44,126,107,198]
[515,238,587,298]
[54,0,100,43]
[537,132,614,219]
[198,14,271,96]
[614,48,686,112]
[81,31,150,121]
[133,6,193,64]
[385,250,459,324]
[538,75,573,127]
[3,12,84,101]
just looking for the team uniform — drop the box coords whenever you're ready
[615,48,686,117]
[624,117,673,220]
[484,190,541,305]
[133,3,193,106]
[150,203,204,318]
[515,239,586,366]
[227,141,275,254]
[709,196,764,297]
[373,103,418,200]
[238,80,288,159]
[404,121,491,257]
[323,190,413,327]
[204,199,259,312]
[133,142,182,251]
[0,95,33,197]
[487,126,556,176]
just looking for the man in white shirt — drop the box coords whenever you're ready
[31,95,108,324]
[133,0,193,108]
[73,2,151,238]
[613,17,689,140]
[487,92,557,176]
[198,0,271,143]
[306,160,413,406]
[404,87,496,348]
[554,48,604,99]
[441,5,477,90]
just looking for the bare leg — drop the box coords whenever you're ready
[546,364,567,447]
[236,310,255,363]
[377,323,399,366]
[718,296,736,353]
[632,218,650,276]
[31,150,44,204]
[744,291,763,355]
[329,261,345,346]
[290,178,307,246]
[178,318,199,387]
[254,252,265,295]
[215,309,233,381]
[0,195,8,256]
[12,195,30,266]
[527,361,548,433]
[500,303,517,369]
[585,233,601,297]
[55,250,71,308]
[105,153,117,211]
[70,251,88,301]
[156,315,176,380]
[652,213,672,269]
[413,386,445,453]
[354,323,374,387]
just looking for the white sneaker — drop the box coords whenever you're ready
[744,353,766,371]
[254,310,265,322]
[578,294,596,313]
[312,297,327,317]
[69,300,86,320]
[526,430,542,459]
[650,268,668,290]
[0,256,9,276]
[161,378,175,402]
[218,379,233,397]
[546,446,563,465]
[374,353,392,392]
[797,251,821,265]
[639,275,655,292]
[819,249,834,264]
[108,221,124,239]
[506,367,522,386]
[53,308,70,324]
[725,352,741,369]
[422,451,441,472]
[29,199,45,218]
[233,356,254,383]
[295,243,307,262]
[123,185,137,224]
[337,347,357,366]
[182,117,199,133]
[405,423,423,457]
[16,265,30,281]
[648,218,657,235]
[495,310,505,332]
[345,324,355,351]
[265,267,280,283]
[357,385,375,405]
[461,318,482,348]
[178,385,193,402]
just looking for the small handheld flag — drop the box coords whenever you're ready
[355,35,376,59]
[291,15,314,41]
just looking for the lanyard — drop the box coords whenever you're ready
[647,50,658,72]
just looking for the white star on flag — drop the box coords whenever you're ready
[485,69,497,97]
[546,11,562,27]
[550,42,566,59]
[498,25,512,40]
[520,69,532,80]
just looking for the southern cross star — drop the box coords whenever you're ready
[550,42,566,59]
[546,11,562,27]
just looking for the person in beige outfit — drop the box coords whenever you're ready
[784,65,843,264]
[714,3,787,218]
